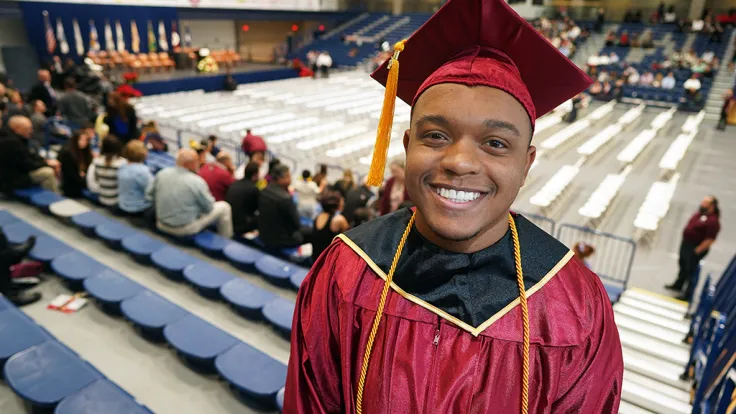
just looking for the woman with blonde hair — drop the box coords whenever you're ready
[334,169,356,198]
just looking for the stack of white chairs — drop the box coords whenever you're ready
[617,107,677,164]
[634,173,681,232]
[658,110,704,172]
[578,165,632,220]
[529,158,584,209]
[577,104,645,157]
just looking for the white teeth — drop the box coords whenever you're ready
[434,187,481,203]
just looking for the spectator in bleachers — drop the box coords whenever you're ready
[29,100,47,150]
[717,89,735,131]
[118,140,154,217]
[640,30,654,48]
[597,70,610,83]
[317,51,332,78]
[57,77,95,129]
[293,169,323,220]
[312,164,328,189]
[664,6,677,23]
[692,18,705,32]
[708,21,724,43]
[608,52,619,64]
[306,50,318,79]
[666,196,721,301]
[595,8,605,33]
[629,32,640,48]
[198,151,235,202]
[311,189,350,262]
[147,148,233,238]
[573,242,595,268]
[206,135,221,157]
[226,161,260,237]
[0,229,41,306]
[625,67,640,85]
[684,49,699,68]
[0,116,60,194]
[241,128,267,166]
[619,31,630,47]
[87,135,126,207]
[223,73,238,92]
[103,91,139,144]
[379,160,409,216]
[27,69,56,117]
[3,91,29,124]
[671,48,684,67]
[684,73,702,94]
[639,71,655,86]
[701,50,715,64]
[661,72,676,89]
[57,127,93,198]
[343,178,375,226]
[258,164,310,249]
[604,30,616,47]
[334,169,356,198]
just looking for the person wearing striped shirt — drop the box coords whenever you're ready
[87,135,126,207]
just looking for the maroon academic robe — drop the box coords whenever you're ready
[285,209,623,413]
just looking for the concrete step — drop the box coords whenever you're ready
[622,347,691,391]
[615,313,691,348]
[621,289,688,314]
[619,400,657,414]
[622,370,692,413]
[614,303,690,335]
[617,296,687,322]
[618,326,690,366]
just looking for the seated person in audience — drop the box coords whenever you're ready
[379,160,410,216]
[29,100,47,150]
[241,128,267,164]
[0,229,40,306]
[629,32,640,48]
[684,73,702,94]
[664,6,677,23]
[311,189,350,262]
[691,59,708,74]
[87,135,126,207]
[343,178,376,225]
[0,116,60,194]
[639,71,654,86]
[27,69,56,117]
[608,52,619,64]
[588,81,603,97]
[708,21,723,43]
[147,149,233,238]
[701,50,715,64]
[3,91,29,124]
[225,162,260,237]
[351,207,375,228]
[57,77,95,129]
[618,31,629,47]
[671,48,684,67]
[625,68,640,85]
[604,31,616,47]
[661,72,676,89]
[257,164,310,249]
[573,242,595,269]
[207,135,221,157]
[119,140,155,216]
[103,91,139,144]
[652,73,664,88]
[691,18,705,32]
[293,169,324,220]
[198,151,235,202]
[145,131,168,152]
[57,127,94,198]
[334,169,356,198]
[640,30,654,48]
[312,164,328,189]
[684,49,699,68]
[597,70,610,83]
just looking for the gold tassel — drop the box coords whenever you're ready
[366,40,406,187]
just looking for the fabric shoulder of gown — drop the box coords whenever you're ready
[285,208,624,413]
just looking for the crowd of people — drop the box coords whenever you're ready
[531,16,590,59]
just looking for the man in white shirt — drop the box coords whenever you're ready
[684,74,701,93]
[701,50,715,64]
[609,52,619,63]
[692,19,704,32]
[316,52,332,78]
[661,72,676,90]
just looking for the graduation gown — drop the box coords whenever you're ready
[285,209,623,413]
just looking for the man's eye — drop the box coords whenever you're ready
[424,132,447,141]
[484,139,507,149]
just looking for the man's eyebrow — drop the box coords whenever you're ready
[413,114,451,129]
[484,119,521,137]
[413,114,524,138]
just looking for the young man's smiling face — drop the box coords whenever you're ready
[404,83,536,253]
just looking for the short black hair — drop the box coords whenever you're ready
[271,164,290,180]
[208,135,217,142]
[100,135,123,157]
[302,169,311,180]
[244,162,260,180]
[63,77,76,89]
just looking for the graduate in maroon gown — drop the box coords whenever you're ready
[285,0,624,412]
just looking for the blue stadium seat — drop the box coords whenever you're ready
[28,235,73,264]
[49,199,90,219]
[71,211,114,237]
[121,233,165,263]
[2,221,44,244]
[276,387,285,411]
[0,294,12,311]
[29,191,65,211]
[81,189,99,204]
[0,309,52,364]
[83,270,147,313]
[219,279,277,319]
[289,268,309,291]
[262,297,296,338]
[182,262,235,298]
[55,379,153,414]
[163,315,239,371]
[255,256,306,288]
[13,187,44,201]
[604,284,624,303]
[51,251,108,284]
[120,291,188,339]
[0,210,20,227]
[151,246,201,280]
[193,231,233,257]
[94,222,138,248]
[4,341,102,408]
[215,342,287,407]
[223,243,265,271]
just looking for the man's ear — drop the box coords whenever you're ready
[403,129,410,151]
[521,145,537,187]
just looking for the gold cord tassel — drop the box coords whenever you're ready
[366,40,406,187]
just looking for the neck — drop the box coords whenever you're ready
[414,210,510,254]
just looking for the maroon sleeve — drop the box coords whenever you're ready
[551,265,624,413]
[704,218,720,240]
[284,243,344,413]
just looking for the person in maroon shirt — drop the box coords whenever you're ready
[666,196,721,301]
[198,152,235,202]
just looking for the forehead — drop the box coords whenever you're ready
[412,83,532,135]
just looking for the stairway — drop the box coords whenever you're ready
[322,13,369,40]
[615,288,694,413]
[571,24,617,69]
[704,30,736,121]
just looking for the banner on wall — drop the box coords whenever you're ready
[147,20,156,52]
[43,11,56,54]
[89,20,100,52]
[19,0,331,11]
[72,18,84,56]
[115,20,126,51]
[171,20,180,49]
[104,20,115,51]
[158,20,168,51]
[131,20,140,53]
[56,17,69,54]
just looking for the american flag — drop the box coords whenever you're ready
[43,11,56,54]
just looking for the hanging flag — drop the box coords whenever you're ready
[157,21,169,51]
[56,17,69,55]
[183,25,192,48]
[72,18,84,56]
[89,20,100,52]
[131,20,140,53]
[43,11,56,54]
[104,19,115,51]
[147,20,157,52]
[171,20,181,49]
[115,20,125,52]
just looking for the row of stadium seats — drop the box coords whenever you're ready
[1,198,290,410]
[540,100,617,150]
[659,110,705,171]
[0,292,152,413]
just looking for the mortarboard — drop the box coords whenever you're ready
[365,0,592,186]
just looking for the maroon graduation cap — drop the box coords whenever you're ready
[365,0,591,185]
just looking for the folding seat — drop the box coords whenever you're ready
[94,221,139,248]
[55,379,153,414]
[0,308,52,365]
[120,291,188,340]
[121,233,166,263]
[182,262,235,299]
[223,242,265,272]
[193,231,233,257]
[262,297,296,338]
[28,235,73,264]
[83,270,147,314]
[163,314,239,372]
[51,251,108,288]
[219,279,277,319]
[215,342,287,408]
[255,255,307,288]
[150,246,202,280]
[70,211,114,237]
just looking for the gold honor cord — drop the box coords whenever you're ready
[355,213,530,414]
